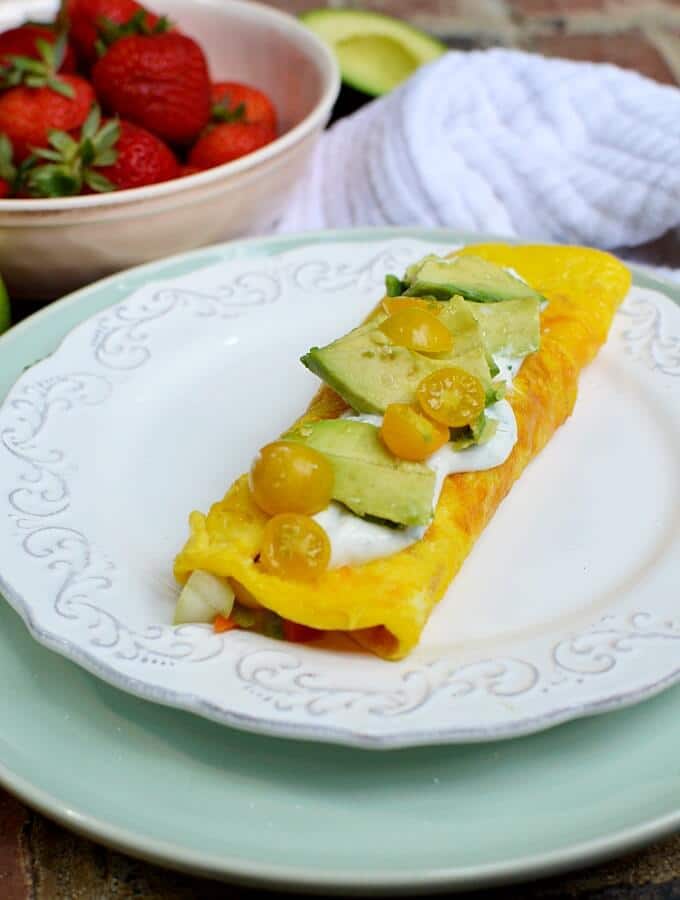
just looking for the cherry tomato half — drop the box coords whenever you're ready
[380,403,450,461]
[260,513,331,581]
[380,307,453,354]
[381,296,442,316]
[250,441,334,516]
[416,367,485,428]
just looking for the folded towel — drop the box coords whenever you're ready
[276,48,680,254]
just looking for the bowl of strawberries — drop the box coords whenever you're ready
[0,0,339,299]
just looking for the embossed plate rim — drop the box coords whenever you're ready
[0,228,679,750]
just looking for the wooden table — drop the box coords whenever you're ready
[2,0,679,896]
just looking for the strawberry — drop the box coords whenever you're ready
[0,66,94,161]
[188,121,275,169]
[27,107,178,196]
[93,32,210,146]
[211,82,277,135]
[93,119,178,189]
[0,24,76,72]
[67,0,163,68]
[178,163,201,178]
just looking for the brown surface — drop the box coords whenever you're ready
[1,0,679,896]
[269,0,680,87]
[533,29,678,82]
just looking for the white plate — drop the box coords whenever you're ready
[1,235,679,749]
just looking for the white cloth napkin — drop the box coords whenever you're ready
[276,48,680,258]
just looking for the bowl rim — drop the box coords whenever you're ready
[0,0,340,213]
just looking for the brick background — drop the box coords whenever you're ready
[264,0,680,85]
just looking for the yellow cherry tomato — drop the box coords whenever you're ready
[380,403,450,461]
[379,308,454,354]
[250,441,334,516]
[416,367,485,428]
[381,296,442,316]
[260,514,331,581]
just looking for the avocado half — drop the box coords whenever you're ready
[300,8,446,96]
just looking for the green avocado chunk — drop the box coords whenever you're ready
[464,297,541,357]
[404,255,546,304]
[301,298,492,415]
[285,419,435,527]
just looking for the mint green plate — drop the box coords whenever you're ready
[1,229,679,892]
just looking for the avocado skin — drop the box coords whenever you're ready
[299,9,446,97]
[285,419,435,528]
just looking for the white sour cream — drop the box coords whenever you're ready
[314,398,518,568]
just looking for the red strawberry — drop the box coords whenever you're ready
[95,120,178,189]
[179,163,201,178]
[188,122,274,169]
[0,24,77,72]
[211,82,277,134]
[0,75,94,160]
[67,0,162,68]
[93,32,210,146]
[27,108,179,196]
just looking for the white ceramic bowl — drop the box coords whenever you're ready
[0,0,339,300]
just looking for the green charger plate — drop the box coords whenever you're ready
[1,228,679,893]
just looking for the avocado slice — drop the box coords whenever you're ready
[464,297,541,357]
[299,9,446,96]
[404,255,546,305]
[301,301,492,415]
[285,419,435,527]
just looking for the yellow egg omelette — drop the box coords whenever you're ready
[174,243,631,659]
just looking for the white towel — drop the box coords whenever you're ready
[276,48,680,256]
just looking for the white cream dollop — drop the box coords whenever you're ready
[314,398,518,568]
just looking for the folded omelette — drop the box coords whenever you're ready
[174,244,631,659]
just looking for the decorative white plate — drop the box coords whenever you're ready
[1,233,679,749]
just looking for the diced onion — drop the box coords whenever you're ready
[173,570,235,625]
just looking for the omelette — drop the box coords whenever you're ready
[173,243,631,660]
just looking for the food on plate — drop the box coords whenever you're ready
[173,243,631,659]
[0,1,279,197]
[300,8,446,96]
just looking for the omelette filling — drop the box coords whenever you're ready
[172,246,631,658]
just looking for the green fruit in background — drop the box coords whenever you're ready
[0,276,10,335]
[300,9,446,97]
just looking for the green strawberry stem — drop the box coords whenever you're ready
[0,35,74,97]
[94,11,172,57]
[212,100,246,124]
[0,135,38,196]
[0,135,16,184]
[27,105,119,198]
